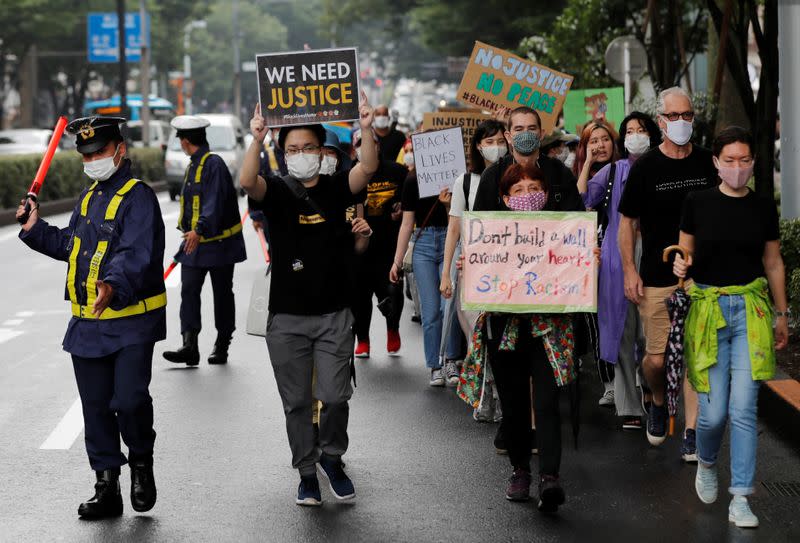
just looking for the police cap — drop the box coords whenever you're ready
[66,116,126,154]
[171,115,211,140]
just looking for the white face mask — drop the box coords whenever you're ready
[624,133,650,156]
[319,154,338,176]
[555,147,570,164]
[563,151,576,169]
[373,116,390,129]
[403,152,415,167]
[479,145,507,164]
[663,118,693,146]
[286,152,321,181]
[83,144,121,181]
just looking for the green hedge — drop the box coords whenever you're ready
[0,148,165,209]
[780,218,800,319]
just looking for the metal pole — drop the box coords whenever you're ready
[117,0,127,119]
[623,41,631,115]
[184,28,192,115]
[779,0,800,219]
[233,0,241,121]
[139,0,150,144]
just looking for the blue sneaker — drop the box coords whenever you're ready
[296,475,322,506]
[318,455,355,501]
[646,403,667,446]
[681,429,698,463]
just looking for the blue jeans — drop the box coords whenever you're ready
[412,227,447,369]
[695,292,761,496]
[441,241,466,361]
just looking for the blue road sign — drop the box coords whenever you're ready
[87,12,150,63]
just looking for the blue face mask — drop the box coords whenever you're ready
[512,131,541,156]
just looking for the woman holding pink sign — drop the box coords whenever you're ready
[462,162,576,514]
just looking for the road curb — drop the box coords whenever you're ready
[0,181,168,227]
[759,370,800,447]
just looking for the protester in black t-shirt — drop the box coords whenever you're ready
[389,142,453,387]
[239,97,378,507]
[617,87,717,455]
[373,104,407,162]
[350,128,409,358]
[672,126,787,528]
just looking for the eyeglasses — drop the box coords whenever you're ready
[285,145,321,156]
[661,111,695,122]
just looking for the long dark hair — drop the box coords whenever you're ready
[468,120,506,175]
[617,112,661,158]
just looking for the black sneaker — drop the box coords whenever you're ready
[318,455,355,501]
[681,428,698,463]
[646,403,667,446]
[296,474,322,506]
[505,469,532,501]
[537,475,565,513]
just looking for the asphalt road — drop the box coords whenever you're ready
[0,194,798,543]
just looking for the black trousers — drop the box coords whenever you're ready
[180,264,236,336]
[352,243,403,341]
[489,320,561,476]
[72,342,156,471]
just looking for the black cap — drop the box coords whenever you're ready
[67,116,126,154]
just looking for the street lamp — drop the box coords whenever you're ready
[183,19,207,115]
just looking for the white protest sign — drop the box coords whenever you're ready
[411,127,467,199]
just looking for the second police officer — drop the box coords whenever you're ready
[163,115,247,366]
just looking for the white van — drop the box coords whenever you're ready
[127,120,171,150]
[164,114,246,200]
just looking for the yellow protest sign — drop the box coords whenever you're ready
[456,41,574,134]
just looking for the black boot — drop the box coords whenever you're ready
[163,331,199,366]
[78,469,123,519]
[130,461,157,512]
[207,334,231,365]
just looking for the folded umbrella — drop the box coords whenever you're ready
[662,244,691,436]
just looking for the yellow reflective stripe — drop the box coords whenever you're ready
[200,222,242,243]
[71,292,167,320]
[191,195,200,231]
[104,179,140,220]
[187,153,211,232]
[66,237,82,304]
[178,167,190,230]
[80,182,99,216]
[195,152,211,183]
[85,240,108,309]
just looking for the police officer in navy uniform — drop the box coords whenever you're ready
[163,115,247,366]
[17,116,165,519]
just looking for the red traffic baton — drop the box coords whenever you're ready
[18,116,68,224]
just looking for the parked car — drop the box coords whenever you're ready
[0,129,57,155]
[127,120,171,150]
[164,114,246,200]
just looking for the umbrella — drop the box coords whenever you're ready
[662,244,691,436]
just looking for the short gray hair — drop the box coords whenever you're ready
[657,87,694,114]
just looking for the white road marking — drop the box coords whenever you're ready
[0,230,21,243]
[2,319,23,326]
[0,328,24,344]
[165,267,181,288]
[40,398,83,450]
[16,309,64,317]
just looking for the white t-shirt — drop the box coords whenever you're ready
[449,173,481,217]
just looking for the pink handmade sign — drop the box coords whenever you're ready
[461,211,597,313]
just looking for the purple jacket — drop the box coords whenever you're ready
[583,159,633,363]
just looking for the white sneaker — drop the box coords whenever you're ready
[695,463,718,504]
[444,360,459,386]
[598,388,615,408]
[728,495,759,528]
[430,368,445,387]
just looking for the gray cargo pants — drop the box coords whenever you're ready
[266,309,354,476]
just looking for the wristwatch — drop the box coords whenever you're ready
[775,309,791,318]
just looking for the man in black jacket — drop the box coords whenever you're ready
[472,106,584,213]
